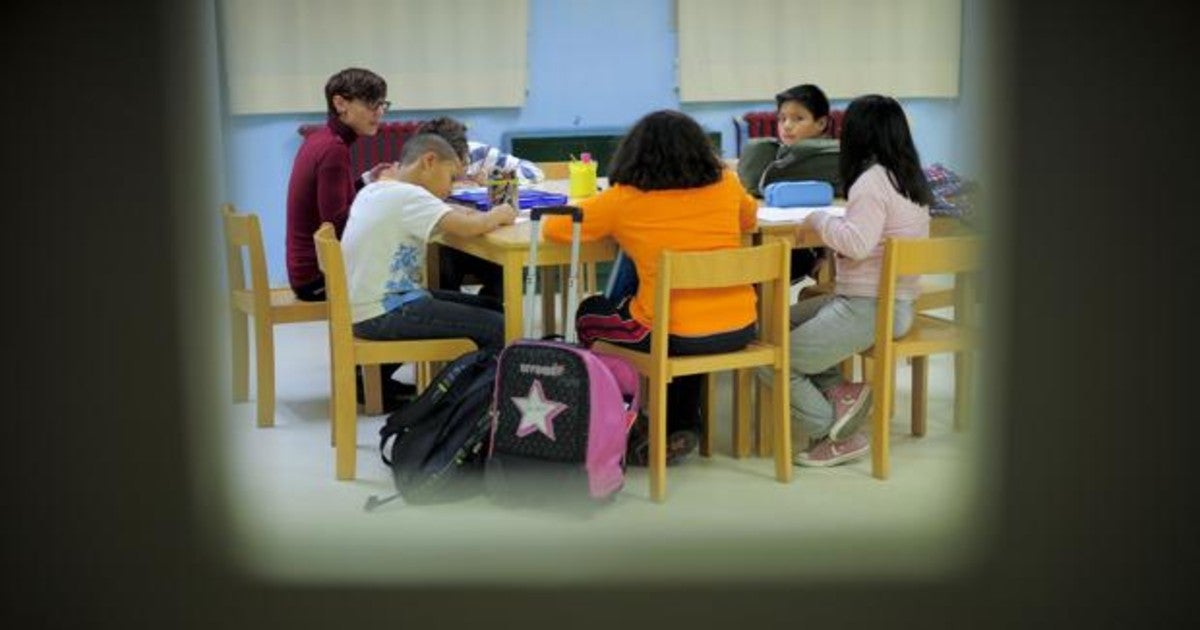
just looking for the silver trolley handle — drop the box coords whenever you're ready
[526,206,583,342]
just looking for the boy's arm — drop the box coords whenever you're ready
[435,204,518,237]
[469,143,545,184]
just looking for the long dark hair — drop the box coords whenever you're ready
[838,95,933,206]
[607,110,723,191]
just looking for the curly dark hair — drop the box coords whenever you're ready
[416,116,470,164]
[324,67,386,117]
[838,95,933,207]
[607,110,723,191]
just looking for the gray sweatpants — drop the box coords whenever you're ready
[778,294,914,440]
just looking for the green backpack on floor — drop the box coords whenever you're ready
[737,138,842,198]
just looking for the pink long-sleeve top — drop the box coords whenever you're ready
[807,164,931,300]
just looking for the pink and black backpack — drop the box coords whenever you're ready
[484,207,640,504]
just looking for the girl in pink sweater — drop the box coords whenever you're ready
[784,94,932,467]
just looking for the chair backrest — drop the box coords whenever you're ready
[874,235,982,355]
[536,161,571,180]
[313,223,356,361]
[221,203,271,308]
[651,241,790,360]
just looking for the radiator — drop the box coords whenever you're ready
[734,109,845,156]
[298,121,424,176]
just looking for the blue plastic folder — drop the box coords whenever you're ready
[762,180,834,208]
[447,189,568,210]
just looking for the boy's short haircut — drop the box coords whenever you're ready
[774,83,831,120]
[399,133,459,165]
[324,68,387,116]
[416,117,470,164]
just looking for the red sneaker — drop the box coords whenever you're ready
[826,382,872,441]
[794,431,870,467]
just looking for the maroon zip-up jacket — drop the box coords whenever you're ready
[285,116,361,289]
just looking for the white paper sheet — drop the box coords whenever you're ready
[757,205,845,223]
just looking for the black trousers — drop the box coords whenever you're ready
[438,248,504,301]
[575,295,756,433]
[292,276,326,302]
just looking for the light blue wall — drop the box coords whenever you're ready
[221,0,982,285]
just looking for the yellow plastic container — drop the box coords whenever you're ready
[568,158,598,199]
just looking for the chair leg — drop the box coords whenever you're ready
[648,380,668,503]
[330,349,338,447]
[585,262,598,295]
[733,369,751,458]
[756,375,773,458]
[911,355,928,436]
[333,358,358,480]
[231,309,249,403]
[772,365,792,483]
[839,356,855,380]
[700,373,716,457]
[416,362,431,392]
[871,356,894,480]
[252,315,275,428]
[954,352,972,431]
[362,364,384,415]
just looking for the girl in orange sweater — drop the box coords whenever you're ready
[543,110,758,465]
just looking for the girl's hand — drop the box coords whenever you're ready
[795,210,827,241]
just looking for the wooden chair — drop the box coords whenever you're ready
[594,241,792,502]
[804,257,957,381]
[864,236,982,480]
[535,160,571,180]
[314,223,477,480]
[222,203,327,427]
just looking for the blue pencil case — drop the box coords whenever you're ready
[763,181,834,207]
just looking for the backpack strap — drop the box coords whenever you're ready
[377,349,494,469]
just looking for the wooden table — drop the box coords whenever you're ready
[431,215,617,344]
[431,179,617,343]
[433,181,974,455]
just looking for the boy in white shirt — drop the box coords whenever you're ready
[342,133,517,352]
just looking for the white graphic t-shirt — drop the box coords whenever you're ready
[341,180,452,323]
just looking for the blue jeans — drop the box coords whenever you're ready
[353,289,506,352]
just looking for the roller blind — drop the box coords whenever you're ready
[219,0,528,114]
[677,0,961,101]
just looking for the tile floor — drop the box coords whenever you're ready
[203,286,992,587]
